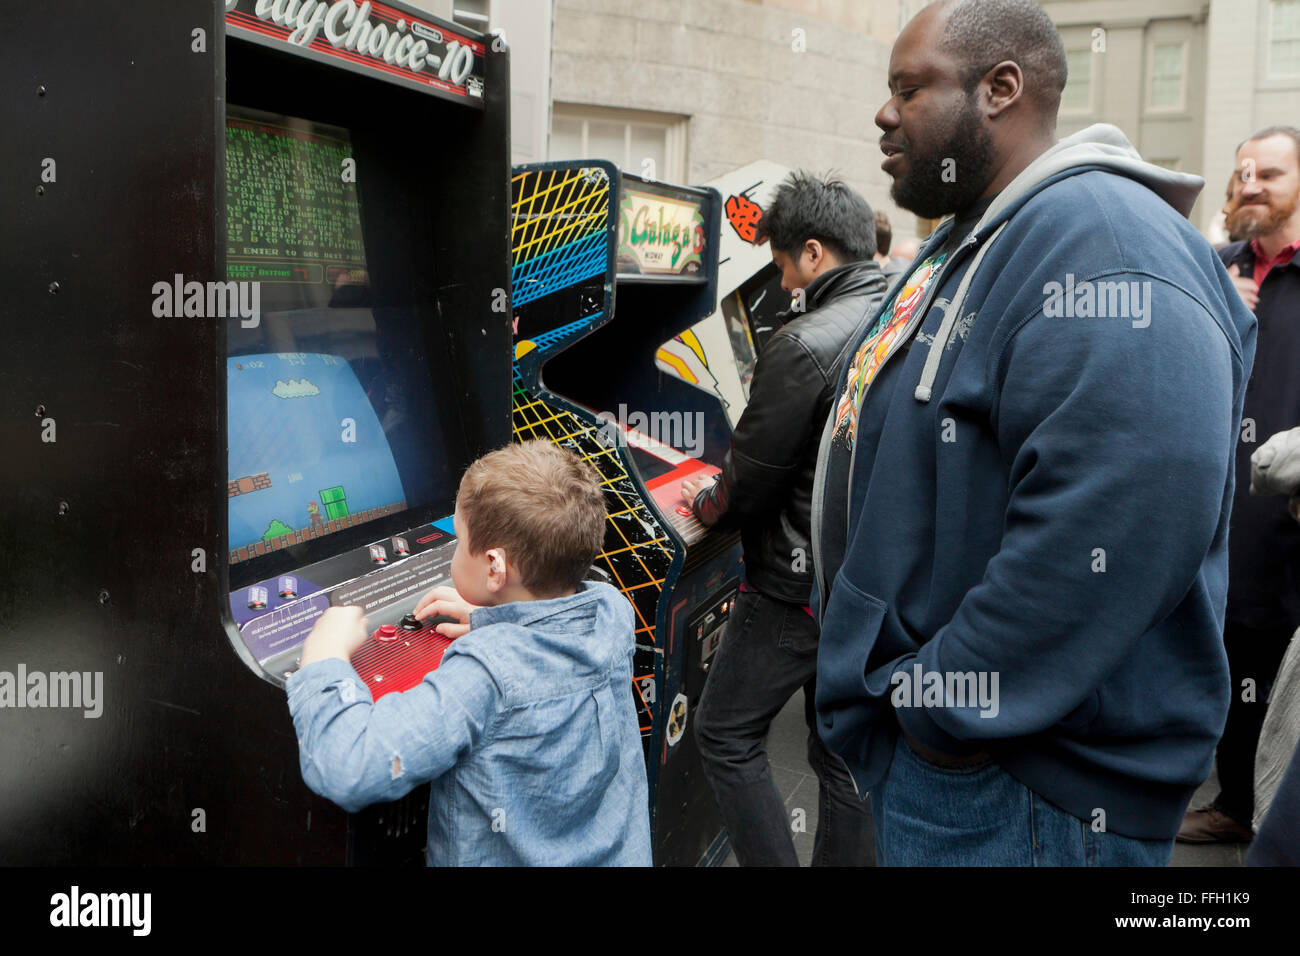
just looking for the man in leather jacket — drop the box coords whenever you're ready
[682,171,889,865]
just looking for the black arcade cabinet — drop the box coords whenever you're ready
[1,0,509,864]
[510,163,745,865]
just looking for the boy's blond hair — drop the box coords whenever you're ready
[456,441,607,597]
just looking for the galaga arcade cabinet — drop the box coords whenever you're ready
[656,160,793,428]
[510,162,745,865]
[1,0,509,864]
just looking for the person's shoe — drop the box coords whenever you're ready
[1176,804,1254,844]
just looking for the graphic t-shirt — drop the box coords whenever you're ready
[831,253,948,451]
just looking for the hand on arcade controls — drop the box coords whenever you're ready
[299,606,370,668]
[412,585,478,639]
[680,474,718,508]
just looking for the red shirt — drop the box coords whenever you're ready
[1250,236,1300,288]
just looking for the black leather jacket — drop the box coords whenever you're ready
[692,260,890,603]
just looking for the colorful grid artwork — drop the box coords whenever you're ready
[511,164,676,748]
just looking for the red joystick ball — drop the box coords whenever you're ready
[376,624,399,643]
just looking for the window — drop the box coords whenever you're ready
[1061,49,1093,113]
[550,105,688,184]
[1149,157,1182,172]
[1148,43,1186,111]
[1270,0,1300,77]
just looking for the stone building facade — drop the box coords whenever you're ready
[413,0,1300,241]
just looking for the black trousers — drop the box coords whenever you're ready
[693,587,874,866]
[1215,618,1296,823]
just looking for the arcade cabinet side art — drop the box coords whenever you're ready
[508,161,675,799]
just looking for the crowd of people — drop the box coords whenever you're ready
[286,0,1300,867]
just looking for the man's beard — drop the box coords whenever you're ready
[1227,187,1300,241]
[889,94,996,219]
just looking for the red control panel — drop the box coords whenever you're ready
[645,459,722,545]
[351,617,457,701]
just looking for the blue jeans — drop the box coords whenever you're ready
[872,734,1174,866]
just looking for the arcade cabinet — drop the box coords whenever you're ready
[510,161,747,865]
[1,0,509,864]
[654,161,793,427]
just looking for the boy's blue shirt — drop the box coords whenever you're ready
[286,580,652,866]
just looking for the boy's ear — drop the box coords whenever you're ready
[485,547,508,592]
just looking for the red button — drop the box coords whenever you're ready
[676,505,692,517]
[377,624,398,642]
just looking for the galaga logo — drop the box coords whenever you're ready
[725,182,764,244]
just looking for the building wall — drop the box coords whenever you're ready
[405,0,455,20]
[455,0,1296,243]
[747,0,912,45]
[1046,0,1300,238]
[549,0,910,235]
[1046,0,1212,227]
[494,0,555,164]
[1202,0,1300,240]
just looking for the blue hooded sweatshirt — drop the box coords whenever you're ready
[811,124,1258,841]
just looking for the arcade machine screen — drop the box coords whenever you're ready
[720,260,785,393]
[226,351,407,561]
[224,106,468,692]
[720,300,758,403]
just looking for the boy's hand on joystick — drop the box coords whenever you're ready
[413,584,478,639]
[300,606,369,667]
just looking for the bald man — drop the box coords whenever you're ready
[810,0,1256,866]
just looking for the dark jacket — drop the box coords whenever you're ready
[812,124,1257,840]
[692,260,888,603]
[1217,240,1300,630]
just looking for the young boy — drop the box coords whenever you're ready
[288,440,652,866]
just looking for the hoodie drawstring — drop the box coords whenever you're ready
[914,221,1009,404]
